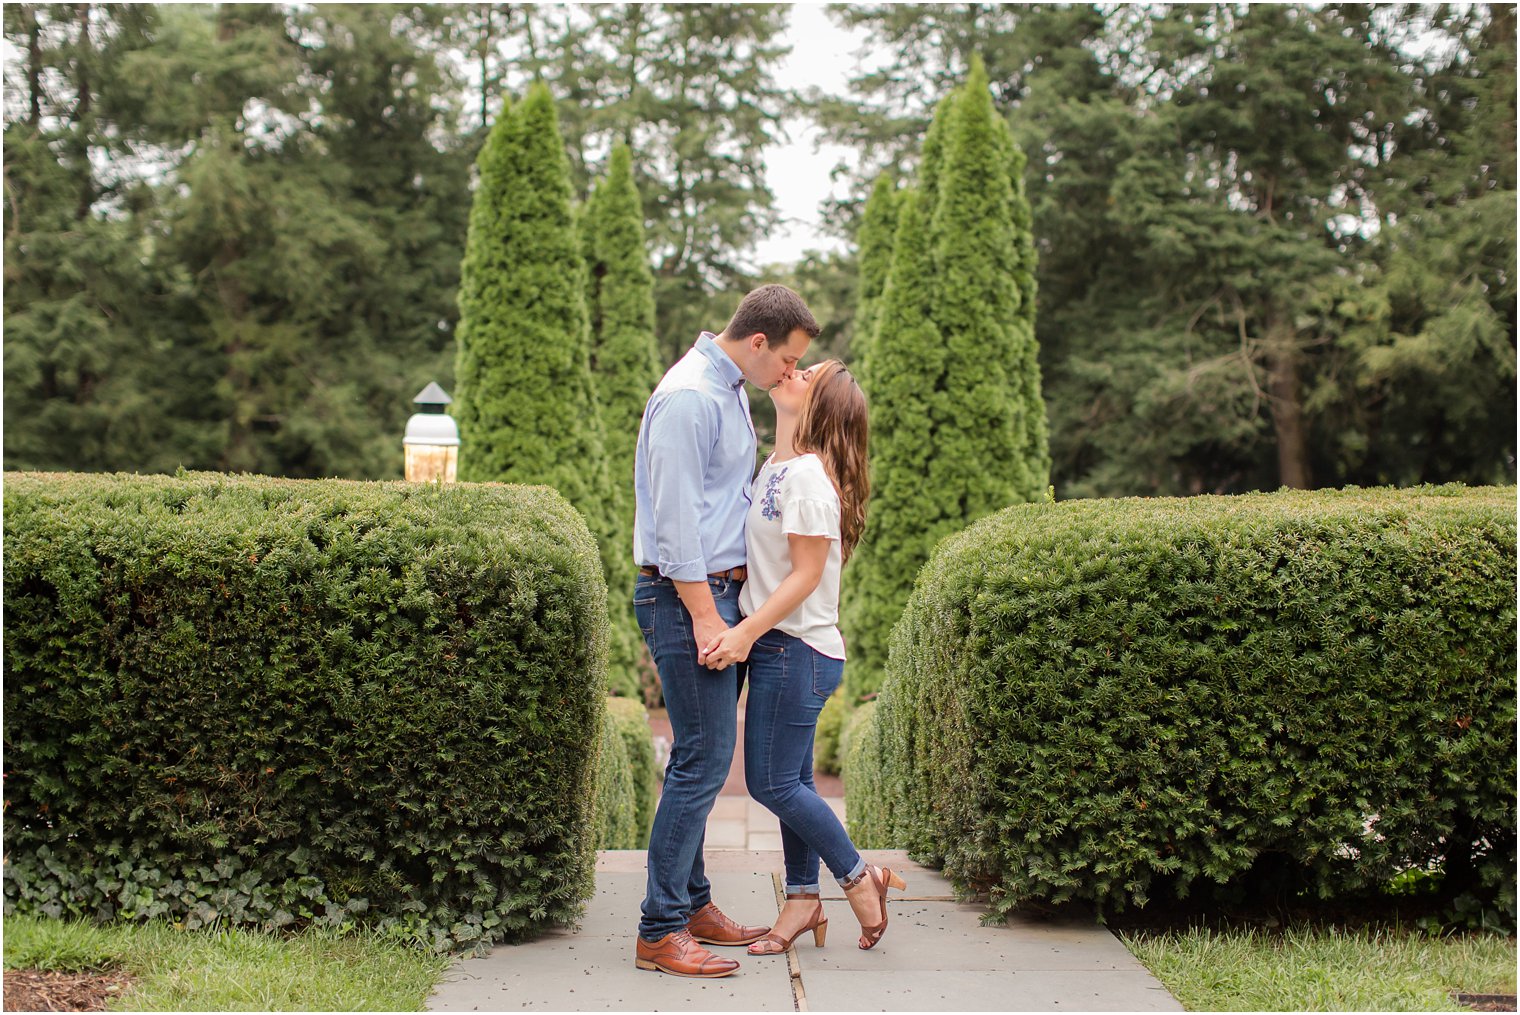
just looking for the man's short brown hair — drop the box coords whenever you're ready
[724,284,820,348]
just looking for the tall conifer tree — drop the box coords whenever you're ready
[840,189,943,701]
[842,56,1049,702]
[930,55,1048,510]
[851,174,900,395]
[585,143,660,485]
[453,84,628,693]
[584,141,660,698]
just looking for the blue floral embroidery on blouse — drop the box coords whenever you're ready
[760,466,788,521]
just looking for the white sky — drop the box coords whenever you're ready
[750,4,872,267]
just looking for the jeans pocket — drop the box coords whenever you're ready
[810,651,843,701]
[633,594,656,637]
[749,631,784,655]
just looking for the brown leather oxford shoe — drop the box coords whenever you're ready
[686,900,770,946]
[634,929,740,977]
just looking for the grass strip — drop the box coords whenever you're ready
[1121,924,1517,1012]
[3,914,451,1011]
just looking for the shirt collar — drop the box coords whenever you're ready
[695,332,746,391]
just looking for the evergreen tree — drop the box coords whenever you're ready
[850,174,899,395]
[294,4,474,476]
[584,141,660,698]
[2,4,476,480]
[1347,4,1517,485]
[841,57,1048,702]
[929,55,1048,510]
[840,189,941,702]
[453,85,624,696]
[520,3,792,363]
[585,142,660,484]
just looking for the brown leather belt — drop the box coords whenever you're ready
[639,565,747,581]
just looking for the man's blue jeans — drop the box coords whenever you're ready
[634,572,743,942]
[744,629,866,893]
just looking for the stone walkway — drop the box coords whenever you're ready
[427,700,1181,1011]
[428,850,1181,1012]
[705,795,847,851]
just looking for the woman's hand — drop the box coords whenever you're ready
[702,623,756,669]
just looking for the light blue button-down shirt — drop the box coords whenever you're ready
[633,333,756,582]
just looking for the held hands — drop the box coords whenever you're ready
[691,614,731,669]
[701,622,756,670]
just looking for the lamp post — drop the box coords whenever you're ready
[403,382,459,483]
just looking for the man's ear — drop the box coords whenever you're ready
[747,332,768,352]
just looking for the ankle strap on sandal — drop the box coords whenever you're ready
[840,867,871,892]
[784,891,821,900]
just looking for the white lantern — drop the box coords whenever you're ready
[403,382,459,483]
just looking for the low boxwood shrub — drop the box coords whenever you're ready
[837,692,875,772]
[3,471,610,952]
[813,688,850,776]
[865,485,1516,924]
[594,711,639,849]
[604,696,660,847]
[842,700,885,848]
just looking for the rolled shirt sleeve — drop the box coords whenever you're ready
[645,389,716,582]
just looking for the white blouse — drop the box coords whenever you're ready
[738,452,846,659]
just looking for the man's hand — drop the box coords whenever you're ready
[691,613,731,667]
[702,623,756,670]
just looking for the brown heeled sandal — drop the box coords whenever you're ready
[842,864,907,950]
[747,892,828,955]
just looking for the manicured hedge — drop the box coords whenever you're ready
[594,713,639,850]
[606,696,661,846]
[595,696,660,849]
[859,485,1516,924]
[813,689,849,777]
[842,701,885,848]
[3,471,610,952]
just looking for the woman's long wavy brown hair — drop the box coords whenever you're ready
[793,359,869,562]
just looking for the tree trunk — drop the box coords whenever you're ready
[73,3,94,221]
[1263,313,1312,489]
[27,9,41,128]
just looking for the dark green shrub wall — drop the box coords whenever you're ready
[593,710,638,850]
[863,485,1516,923]
[842,701,886,848]
[813,689,849,777]
[3,471,609,952]
[604,696,660,847]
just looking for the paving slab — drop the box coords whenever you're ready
[710,797,748,821]
[705,818,749,848]
[748,830,785,851]
[799,968,1183,1012]
[796,901,1154,973]
[427,852,1183,1013]
[427,871,790,1012]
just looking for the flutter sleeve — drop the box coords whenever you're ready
[781,458,841,541]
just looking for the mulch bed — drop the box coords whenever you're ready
[1453,993,1518,1012]
[3,969,136,1012]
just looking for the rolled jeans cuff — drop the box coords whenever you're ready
[785,882,822,896]
[835,858,867,887]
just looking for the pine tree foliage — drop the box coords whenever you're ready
[583,141,659,697]
[3,5,472,479]
[455,83,605,495]
[515,3,791,363]
[841,189,943,702]
[2,4,1511,499]
[929,55,1048,510]
[452,84,634,695]
[850,174,899,395]
[842,57,1049,702]
[585,142,660,486]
